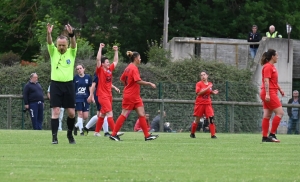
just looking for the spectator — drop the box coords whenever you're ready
[150,110,166,132]
[266,25,282,38]
[134,113,150,132]
[163,122,172,132]
[287,90,300,134]
[247,25,261,59]
[47,23,77,144]
[47,85,64,131]
[23,73,44,130]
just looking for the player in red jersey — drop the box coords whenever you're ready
[190,71,219,139]
[94,43,119,134]
[260,49,284,142]
[109,51,159,141]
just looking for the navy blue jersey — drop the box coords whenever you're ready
[73,74,92,102]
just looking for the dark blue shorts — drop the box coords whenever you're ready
[75,101,90,112]
[94,94,101,111]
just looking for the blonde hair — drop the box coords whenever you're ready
[126,51,140,62]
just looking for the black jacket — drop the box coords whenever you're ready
[23,81,44,105]
[287,98,300,118]
[247,32,261,48]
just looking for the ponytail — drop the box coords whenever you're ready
[126,51,140,62]
[260,49,276,65]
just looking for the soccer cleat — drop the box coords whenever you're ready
[109,135,121,141]
[145,134,159,141]
[80,132,84,136]
[52,137,58,144]
[83,127,89,136]
[190,133,196,138]
[67,136,76,144]
[262,136,280,143]
[211,135,217,139]
[117,132,124,136]
[94,132,101,137]
[262,137,272,142]
[268,134,280,143]
[104,132,110,137]
[74,127,78,136]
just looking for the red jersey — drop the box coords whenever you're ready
[120,63,141,100]
[96,64,115,98]
[261,62,278,89]
[195,81,213,105]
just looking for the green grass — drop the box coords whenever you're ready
[0,130,300,182]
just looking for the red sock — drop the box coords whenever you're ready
[107,117,115,131]
[138,116,150,138]
[270,115,281,134]
[112,115,126,136]
[95,117,104,133]
[209,123,216,136]
[191,122,197,134]
[261,118,270,137]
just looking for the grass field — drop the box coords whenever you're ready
[0,130,300,182]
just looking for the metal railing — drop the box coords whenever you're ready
[0,95,298,133]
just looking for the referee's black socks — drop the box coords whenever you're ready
[67,117,75,134]
[51,118,59,137]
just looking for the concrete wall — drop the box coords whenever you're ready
[199,37,249,69]
[293,40,300,79]
[168,37,250,69]
[168,37,195,60]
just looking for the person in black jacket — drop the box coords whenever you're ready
[247,25,261,59]
[23,73,44,130]
[287,90,300,134]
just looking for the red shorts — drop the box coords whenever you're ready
[122,96,143,110]
[193,104,214,118]
[260,89,281,110]
[98,96,112,113]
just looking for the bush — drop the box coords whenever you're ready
[0,57,259,132]
[76,37,94,60]
[145,40,171,67]
[0,51,21,66]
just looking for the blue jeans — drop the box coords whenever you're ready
[287,118,299,134]
[250,48,258,59]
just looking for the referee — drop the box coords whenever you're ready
[47,23,77,144]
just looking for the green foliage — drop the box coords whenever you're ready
[145,40,171,67]
[102,41,124,62]
[0,55,259,132]
[34,14,62,46]
[0,51,21,66]
[76,37,94,60]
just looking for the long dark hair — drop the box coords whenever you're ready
[260,49,276,65]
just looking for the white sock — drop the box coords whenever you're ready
[103,116,109,133]
[77,117,83,132]
[86,115,98,129]
[59,108,64,129]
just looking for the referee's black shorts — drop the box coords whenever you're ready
[50,80,75,109]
